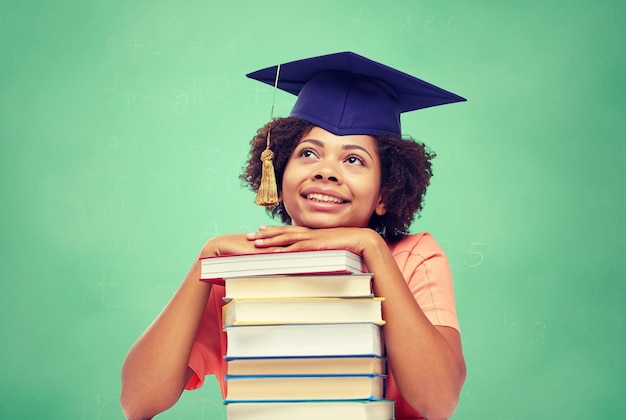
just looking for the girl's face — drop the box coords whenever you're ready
[281,126,386,229]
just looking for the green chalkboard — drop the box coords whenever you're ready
[1,1,624,419]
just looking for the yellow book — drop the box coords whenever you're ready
[226,356,387,376]
[226,400,395,420]
[219,273,374,300]
[224,374,386,402]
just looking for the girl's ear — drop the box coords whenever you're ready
[374,197,387,216]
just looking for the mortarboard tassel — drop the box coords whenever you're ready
[255,129,279,206]
[255,64,281,207]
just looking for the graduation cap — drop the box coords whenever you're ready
[247,51,466,137]
[246,51,466,206]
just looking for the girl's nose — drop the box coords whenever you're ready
[313,161,342,183]
[314,173,339,182]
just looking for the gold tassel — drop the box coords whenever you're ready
[255,63,281,207]
[255,139,279,206]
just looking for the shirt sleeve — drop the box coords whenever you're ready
[185,284,228,397]
[390,232,460,332]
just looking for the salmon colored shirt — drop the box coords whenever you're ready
[186,232,460,420]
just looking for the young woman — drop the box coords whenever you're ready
[121,52,467,420]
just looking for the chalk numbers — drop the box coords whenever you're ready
[424,14,458,32]
[464,242,488,268]
[439,240,489,269]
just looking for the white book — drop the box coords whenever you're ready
[222,297,384,326]
[199,249,363,280]
[225,323,384,359]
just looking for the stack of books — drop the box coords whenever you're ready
[200,249,395,420]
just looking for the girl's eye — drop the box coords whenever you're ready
[346,155,365,165]
[298,148,318,159]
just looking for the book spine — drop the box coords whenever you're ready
[213,252,391,413]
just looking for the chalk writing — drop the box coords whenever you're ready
[532,321,547,345]
[148,282,169,310]
[104,233,138,254]
[432,239,488,270]
[503,313,548,345]
[202,219,220,240]
[105,175,129,210]
[188,40,207,52]
[106,136,121,153]
[225,38,239,56]
[397,13,414,32]
[144,93,166,116]
[192,80,204,106]
[105,37,118,57]
[104,235,119,252]
[124,88,139,112]
[464,242,488,268]
[352,7,368,25]
[95,393,119,420]
[250,84,267,107]
[128,232,139,253]
[127,32,143,56]
[191,398,226,419]
[502,311,517,336]
[425,15,437,32]
[147,35,165,56]
[447,16,459,32]
[105,72,120,105]
[83,270,120,309]
[173,89,190,115]
[208,76,230,104]
[424,15,459,32]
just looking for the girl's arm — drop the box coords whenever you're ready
[360,231,466,420]
[120,258,211,420]
[248,226,466,420]
[120,234,276,420]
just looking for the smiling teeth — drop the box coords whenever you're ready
[307,193,344,203]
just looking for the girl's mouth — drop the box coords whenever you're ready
[305,193,347,204]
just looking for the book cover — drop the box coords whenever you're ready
[218,272,374,300]
[199,249,363,280]
[225,399,395,420]
[222,297,384,326]
[225,323,384,359]
[226,355,387,376]
[224,374,386,402]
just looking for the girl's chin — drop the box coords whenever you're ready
[292,217,343,229]
[293,217,363,230]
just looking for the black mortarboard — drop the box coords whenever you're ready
[246,51,466,136]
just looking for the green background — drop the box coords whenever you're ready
[1,1,624,418]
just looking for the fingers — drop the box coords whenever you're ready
[247,226,313,248]
[247,226,309,240]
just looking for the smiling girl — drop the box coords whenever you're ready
[121,52,467,420]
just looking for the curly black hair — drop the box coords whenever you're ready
[240,117,435,242]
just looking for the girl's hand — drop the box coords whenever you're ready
[246,225,380,256]
[199,233,283,258]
